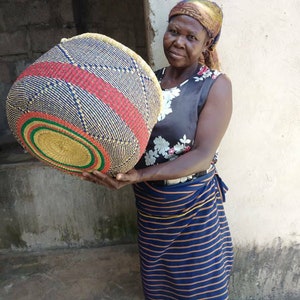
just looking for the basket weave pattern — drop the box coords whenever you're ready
[6,33,162,176]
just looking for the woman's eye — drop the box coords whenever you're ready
[169,29,177,35]
[187,35,197,41]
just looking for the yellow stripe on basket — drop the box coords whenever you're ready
[33,129,92,167]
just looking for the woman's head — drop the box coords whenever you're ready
[167,0,223,70]
[163,15,212,70]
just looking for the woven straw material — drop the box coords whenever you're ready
[6,33,162,176]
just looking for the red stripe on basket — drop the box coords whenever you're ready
[17,61,149,153]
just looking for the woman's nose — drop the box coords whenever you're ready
[173,35,185,47]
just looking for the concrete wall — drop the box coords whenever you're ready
[0,162,137,250]
[146,0,300,299]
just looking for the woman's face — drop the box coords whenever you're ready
[163,14,210,68]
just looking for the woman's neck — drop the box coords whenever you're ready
[160,64,200,89]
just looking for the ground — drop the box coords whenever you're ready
[0,244,143,300]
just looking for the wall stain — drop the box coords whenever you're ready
[5,225,27,249]
[229,239,300,300]
[93,214,138,245]
[58,220,80,246]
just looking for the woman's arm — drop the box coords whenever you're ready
[83,74,232,189]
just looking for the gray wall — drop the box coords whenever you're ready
[0,162,137,250]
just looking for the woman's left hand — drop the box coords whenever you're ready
[82,168,139,190]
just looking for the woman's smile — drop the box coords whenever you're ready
[168,49,185,59]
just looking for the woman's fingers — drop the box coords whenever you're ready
[116,169,138,182]
[82,171,128,190]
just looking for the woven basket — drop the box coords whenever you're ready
[6,33,162,177]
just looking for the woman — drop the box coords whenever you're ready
[83,0,233,299]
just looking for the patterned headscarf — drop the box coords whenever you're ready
[168,0,223,70]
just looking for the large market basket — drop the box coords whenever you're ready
[6,33,162,177]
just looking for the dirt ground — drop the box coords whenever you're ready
[0,244,143,300]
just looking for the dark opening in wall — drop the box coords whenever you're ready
[72,0,89,34]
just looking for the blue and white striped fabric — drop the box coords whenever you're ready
[133,168,233,300]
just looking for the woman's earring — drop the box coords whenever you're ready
[203,49,209,59]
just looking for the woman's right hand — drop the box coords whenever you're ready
[82,168,140,190]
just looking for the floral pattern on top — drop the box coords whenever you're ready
[194,65,221,82]
[157,87,180,121]
[145,134,192,166]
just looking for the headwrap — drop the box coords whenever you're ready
[169,0,223,70]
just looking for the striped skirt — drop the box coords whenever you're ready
[133,168,233,300]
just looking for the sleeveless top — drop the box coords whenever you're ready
[135,64,221,169]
